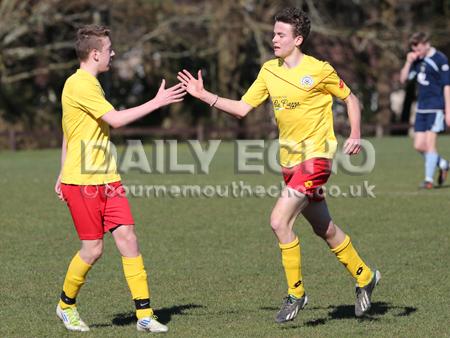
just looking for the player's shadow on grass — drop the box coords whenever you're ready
[109,303,205,327]
[262,302,417,329]
[301,302,415,328]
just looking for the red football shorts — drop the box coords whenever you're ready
[282,158,332,201]
[61,181,134,240]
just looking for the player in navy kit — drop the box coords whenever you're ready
[400,32,450,189]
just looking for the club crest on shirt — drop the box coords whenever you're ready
[304,180,313,188]
[300,75,314,87]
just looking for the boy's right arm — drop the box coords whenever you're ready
[101,80,186,128]
[400,52,419,84]
[55,135,67,200]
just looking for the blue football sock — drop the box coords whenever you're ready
[424,152,439,182]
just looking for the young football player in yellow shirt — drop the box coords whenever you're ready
[55,25,185,333]
[178,7,380,323]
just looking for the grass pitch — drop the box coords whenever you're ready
[0,137,449,337]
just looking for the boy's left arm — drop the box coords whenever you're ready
[343,93,361,155]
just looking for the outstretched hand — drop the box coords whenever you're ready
[177,69,205,99]
[343,137,361,155]
[153,80,186,109]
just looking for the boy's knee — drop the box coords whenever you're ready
[80,243,103,264]
[113,226,140,256]
[90,246,103,261]
[270,214,287,233]
[117,229,138,246]
[414,143,426,153]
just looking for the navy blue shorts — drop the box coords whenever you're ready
[414,112,445,133]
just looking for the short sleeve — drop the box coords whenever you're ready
[77,80,114,119]
[242,68,269,107]
[439,55,450,86]
[319,63,351,100]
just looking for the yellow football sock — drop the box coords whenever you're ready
[331,235,373,287]
[59,252,92,309]
[122,255,153,319]
[279,237,305,298]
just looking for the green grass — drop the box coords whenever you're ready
[1,137,449,338]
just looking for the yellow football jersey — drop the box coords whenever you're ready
[61,69,120,185]
[242,55,351,167]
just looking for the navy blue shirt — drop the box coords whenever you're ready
[409,48,450,112]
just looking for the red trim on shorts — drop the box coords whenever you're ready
[61,181,134,240]
[282,158,332,201]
